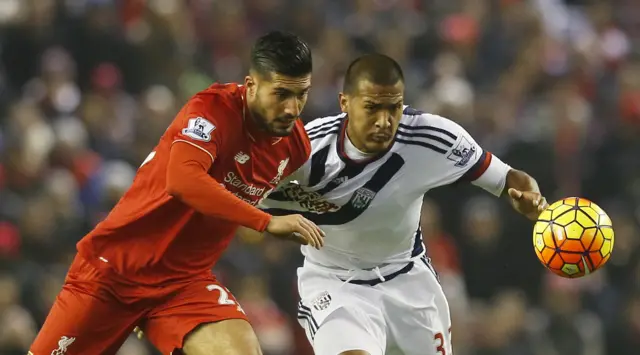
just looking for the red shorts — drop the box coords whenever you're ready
[30,255,248,355]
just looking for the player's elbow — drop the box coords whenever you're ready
[165,184,181,198]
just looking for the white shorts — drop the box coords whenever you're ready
[297,257,452,355]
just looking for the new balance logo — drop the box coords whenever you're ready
[234,152,250,164]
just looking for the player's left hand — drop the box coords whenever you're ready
[507,188,548,221]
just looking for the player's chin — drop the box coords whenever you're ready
[366,137,393,152]
[269,122,297,137]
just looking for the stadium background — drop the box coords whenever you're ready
[0,0,639,354]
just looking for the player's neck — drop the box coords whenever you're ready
[344,130,374,161]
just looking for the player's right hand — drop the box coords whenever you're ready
[266,215,325,249]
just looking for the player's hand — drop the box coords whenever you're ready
[507,188,549,221]
[266,215,325,249]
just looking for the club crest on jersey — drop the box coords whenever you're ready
[312,291,332,311]
[182,117,216,142]
[351,187,376,210]
[270,158,289,184]
[447,136,476,167]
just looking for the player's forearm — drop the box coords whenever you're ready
[236,226,265,240]
[166,144,272,232]
[168,173,272,231]
[503,169,540,196]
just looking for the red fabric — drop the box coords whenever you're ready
[120,0,146,27]
[166,142,272,231]
[620,91,640,124]
[426,233,461,273]
[31,256,248,355]
[77,83,311,286]
[0,221,20,257]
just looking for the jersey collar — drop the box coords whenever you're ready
[336,116,396,165]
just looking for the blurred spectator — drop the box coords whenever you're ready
[530,275,605,355]
[0,0,638,354]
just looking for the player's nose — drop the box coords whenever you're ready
[283,98,302,117]
[374,113,392,128]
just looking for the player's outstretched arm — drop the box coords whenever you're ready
[166,141,273,231]
[237,217,325,249]
[503,168,549,221]
[167,143,324,246]
[425,114,548,221]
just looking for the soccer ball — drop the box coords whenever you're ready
[533,197,614,278]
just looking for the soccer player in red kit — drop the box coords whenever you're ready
[29,31,324,355]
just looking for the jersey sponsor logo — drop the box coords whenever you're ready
[182,117,216,142]
[264,153,405,225]
[351,187,375,209]
[234,151,250,164]
[447,136,476,167]
[312,291,332,311]
[270,157,289,184]
[223,172,274,206]
[51,336,75,355]
[224,172,267,197]
[255,188,274,207]
[277,183,341,213]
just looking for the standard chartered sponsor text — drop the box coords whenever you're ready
[223,171,271,205]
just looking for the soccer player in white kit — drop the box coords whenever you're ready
[258,54,549,355]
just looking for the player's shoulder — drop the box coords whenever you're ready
[400,106,462,134]
[167,83,244,145]
[305,112,345,131]
[186,83,244,120]
[396,106,471,159]
[289,119,312,159]
[304,112,346,145]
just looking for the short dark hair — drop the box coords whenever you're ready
[343,53,404,94]
[250,31,312,78]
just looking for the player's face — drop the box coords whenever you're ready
[245,72,311,137]
[339,80,404,153]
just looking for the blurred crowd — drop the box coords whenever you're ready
[0,0,639,354]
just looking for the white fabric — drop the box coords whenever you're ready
[297,258,452,355]
[261,107,510,272]
[471,153,511,197]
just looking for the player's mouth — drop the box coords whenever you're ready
[370,132,392,143]
[275,117,297,127]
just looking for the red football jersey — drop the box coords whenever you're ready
[77,84,311,285]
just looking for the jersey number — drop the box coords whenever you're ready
[206,284,236,305]
[434,328,452,355]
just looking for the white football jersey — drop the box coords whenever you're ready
[260,106,511,272]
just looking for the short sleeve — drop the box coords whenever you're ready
[172,96,224,163]
[420,114,511,196]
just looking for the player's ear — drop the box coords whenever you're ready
[339,92,348,113]
[244,75,256,98]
